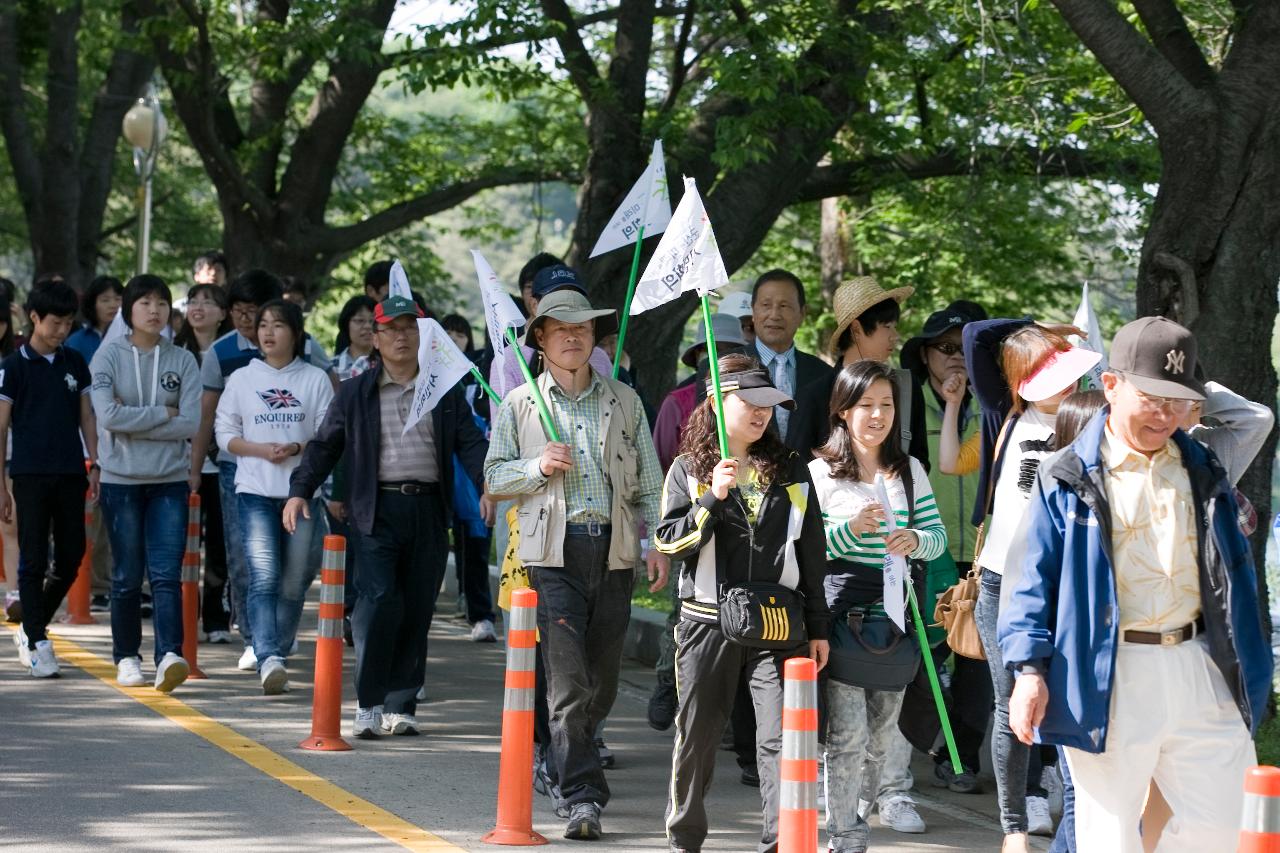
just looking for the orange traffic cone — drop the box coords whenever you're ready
[300,535,351,751]
[778,656,819,853]
[62,494,95,625]
[483,587,547,846]
[1240,765,1280,852]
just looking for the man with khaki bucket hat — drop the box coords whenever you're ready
[485,286,670,841]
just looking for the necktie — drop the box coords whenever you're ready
[771,354,792,438]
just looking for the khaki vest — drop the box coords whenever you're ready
[510,370,644,571]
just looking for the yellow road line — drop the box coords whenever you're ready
[15,627,464,852]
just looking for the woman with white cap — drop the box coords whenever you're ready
[962,318,1100,852]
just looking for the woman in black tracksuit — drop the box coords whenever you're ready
[656,354,831,853]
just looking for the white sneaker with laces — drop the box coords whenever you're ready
[154,652,189,693]
[353,705,383,739]
[470,619,497,643]
[381,712,420,736]
[13,624,31,668]
[117,656,145,687]
[878,795,926,833]
[1026,795,1054,836]
[259,656,289,695]
[238,646,258,671]
[30,640,60,678]
[207,630,232,644]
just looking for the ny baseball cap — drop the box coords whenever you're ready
[1109,316,1205,400]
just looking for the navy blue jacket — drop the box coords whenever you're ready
[288,363,487,536]
[962,317,1033,526]
[998,410,1272,753]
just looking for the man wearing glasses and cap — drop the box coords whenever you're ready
[485,288,669,842]
[1001,317,1271,852]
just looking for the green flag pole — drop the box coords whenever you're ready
[505,328,561,443]
[612,225,646,379]
[699,294,730,459]
[906,579,962,771]
[470,365,501,406]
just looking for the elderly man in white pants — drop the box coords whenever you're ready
[999,316,1272,852]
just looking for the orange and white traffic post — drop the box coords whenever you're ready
[180,492,206,678]
[300,535,351,751]
[483,587,547,846]
[778,656,819,853]
[1240,765,1280,852]
[61,493,95,625]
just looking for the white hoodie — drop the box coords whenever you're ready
[214,357,334,498]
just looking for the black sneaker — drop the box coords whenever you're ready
[740,765,760,788]
[647,682,677,731]
[563,801,601,841]
[932,760,981,794]
[90,595,110,613]
[594,738,615,769]
[140,593,152,618]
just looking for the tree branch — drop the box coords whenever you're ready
[539,0,602,101]
[1049,0,1211,133]
[319,166,573,254]
[794,143,1157,201]
[1131,0,1216,87]
[246,0,301,194]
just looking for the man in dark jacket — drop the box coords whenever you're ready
[285,295,489,739]
[1000,317,1271,852]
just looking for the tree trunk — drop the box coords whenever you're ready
[1136,103,1280,651]
[820,196,845,307]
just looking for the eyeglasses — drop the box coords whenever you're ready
[1131,387,1195,415]
[186,298,221,309]
[375,324,416,340]
[230,305,257,320]
[927,342,963,356]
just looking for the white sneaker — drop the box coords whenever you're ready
[30,640,60,678]
[13,624,31,668]
[259,656,289,695]
[878,795,926,833]
[207,630,232,644]
[1042,766,1064,818]
[117,656,145,687]
[353,705,383,739]
[238,646,258,671]
[154,652,189,693]
[381,712,420,736]
[470,619,497,643]
[1026,795,1054,836]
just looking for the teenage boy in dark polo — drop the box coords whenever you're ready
[485,288,669,841]
[285,295,490,739]
[0,278,100,677]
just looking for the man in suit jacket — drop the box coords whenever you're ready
[750,268,833,452]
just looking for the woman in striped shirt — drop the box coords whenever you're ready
[808,360,947,853]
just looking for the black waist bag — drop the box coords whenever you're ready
[719,581,807,650]
[827,609,920,691]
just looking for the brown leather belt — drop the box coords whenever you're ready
[1122,617,1204,646]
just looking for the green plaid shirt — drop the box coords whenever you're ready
[486,372,663,528]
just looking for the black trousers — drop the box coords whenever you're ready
[452,522,495,624]
[350,491,447,714]
[197,473,229,632]
[13,474,87,646]
[667,619,804,853]
[530,533,632,808]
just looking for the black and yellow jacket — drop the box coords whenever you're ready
[655,452,831,641]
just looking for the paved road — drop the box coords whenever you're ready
[0,589,1049,852]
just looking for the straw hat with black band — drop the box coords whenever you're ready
[525,289,618,352]
[828,276,915,360]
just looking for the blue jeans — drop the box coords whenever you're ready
[239,493,321,663]
[825,679,907,851]
[218,461,250,645]
[100,482,187,665]
[1049,747,1076,852]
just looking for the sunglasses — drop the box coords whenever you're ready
[927,342,963,356]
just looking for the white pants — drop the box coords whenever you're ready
[1064,636,1256,853]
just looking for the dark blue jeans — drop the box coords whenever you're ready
[239,493,321,663]
[100,481,187,665]
[218,460,251,645]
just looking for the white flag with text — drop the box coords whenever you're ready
[588,139,673,258]
[389,259,413,300]
[629,177,729,315]
[403,318,473,435]
[875,474,907,633]
[472,250,525,360]
[1070,282,1107,390]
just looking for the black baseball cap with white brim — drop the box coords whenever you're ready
[1109,316,1205,400]
[710,366,796,410]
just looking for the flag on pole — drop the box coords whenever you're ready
[874,474,907,632]
[472,250,525,361]
[403,318,473,435]
[589,139,672,258]
[1070,282,1107,390]
[388,259,412,300]
[629,177,729,315]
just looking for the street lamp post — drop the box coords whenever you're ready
[121,85,167,275]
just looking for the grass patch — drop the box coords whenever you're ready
[1258,697,1280,767]
[632,578,674,613]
